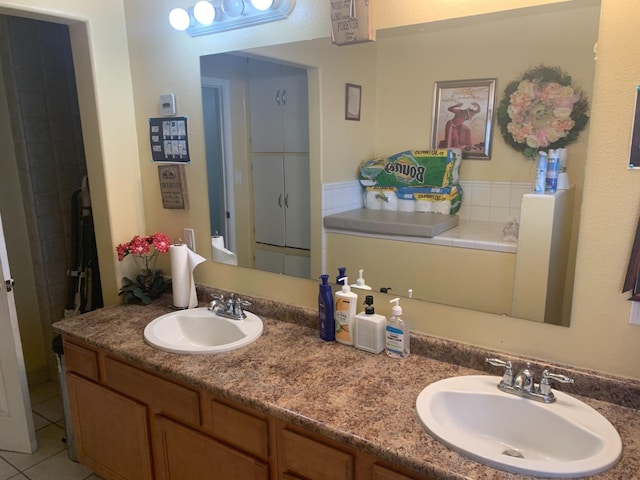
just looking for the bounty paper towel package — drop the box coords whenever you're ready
[359,149,463,214]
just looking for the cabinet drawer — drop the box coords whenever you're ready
[280,429,353,480]
[203,398,269,460]
[104,356,199,426]
[63,340,99,381]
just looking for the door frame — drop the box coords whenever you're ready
[201,76,236,253]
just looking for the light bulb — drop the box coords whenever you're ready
[168,8,191,31]
[250,0,274,11]
[194,1,216,25]
[222,0,245,17]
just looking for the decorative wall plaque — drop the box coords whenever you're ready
[330,0,375,46]
[158,165,189,209]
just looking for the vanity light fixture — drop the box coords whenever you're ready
[169,0,295,36]
[193,1,217,25]
[168,7,191,31]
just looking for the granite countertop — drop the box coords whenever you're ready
[53,292,640,480]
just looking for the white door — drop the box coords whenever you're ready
[0,213,37,453]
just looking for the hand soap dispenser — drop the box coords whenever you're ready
[354,295,386,354]
[386,298,410,358]
[351,269,372,291]
[335,277,357,345]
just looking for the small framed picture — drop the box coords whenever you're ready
[431,78,497,159]
[345,83,362,121]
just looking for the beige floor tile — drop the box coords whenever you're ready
[32,412,50,431]
[0,424,65,471]
[29,382,61,406]
[0,458,19,480]
[32,396,64,424]
[23,450,92,480]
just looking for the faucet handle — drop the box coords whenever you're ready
[539,369,574,396]
[485,358,513,385]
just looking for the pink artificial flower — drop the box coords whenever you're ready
[129,235,151,255]
[151,233,171,253]
[116,243,129,261]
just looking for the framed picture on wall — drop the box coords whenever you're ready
[431,78,497,159]
[345,83,362,121]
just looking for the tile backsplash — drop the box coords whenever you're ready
[457,180,532,223]
[321,180,533,224]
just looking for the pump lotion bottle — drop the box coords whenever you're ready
[318,275,335,341]
[386,298,410,358]
[335,277,357,345]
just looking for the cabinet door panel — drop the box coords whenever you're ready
[154,415,269,480]
[67,373,153,480]
[253,155,286,246]
[281,65,309,153]
[249,60,284,152]
[283,155,310,249]
[283,254,311,279]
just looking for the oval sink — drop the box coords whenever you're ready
[143,307,263,354]
[416,375,621,478]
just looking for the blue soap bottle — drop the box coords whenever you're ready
[318,274,335,341]
[534,151,548,194]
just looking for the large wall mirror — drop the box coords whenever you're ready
[200,0,600,327]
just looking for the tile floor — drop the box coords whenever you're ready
[0,382,102,480]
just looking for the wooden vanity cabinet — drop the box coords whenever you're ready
[65,343,154,480]
[62,337,433,480]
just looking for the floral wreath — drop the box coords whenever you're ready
[496,65,589,159]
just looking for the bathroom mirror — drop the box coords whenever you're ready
[201,1,600,326]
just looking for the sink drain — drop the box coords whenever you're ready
[502,449,525,459]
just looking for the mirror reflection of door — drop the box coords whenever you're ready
[202,78,235,252]
[201,55,311,278]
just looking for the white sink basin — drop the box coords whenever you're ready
[143,307,263,354]
[416,375,622,478]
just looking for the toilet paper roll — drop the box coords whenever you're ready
[211,236,238,266]
[397,199,415,212]
[365,189,383,210]
[381,191,398,211]
[170,244,206,309]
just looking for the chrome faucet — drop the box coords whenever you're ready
[486,358,574,403]
[208,293,251,320]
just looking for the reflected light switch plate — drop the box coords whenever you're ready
[183,228,195,251]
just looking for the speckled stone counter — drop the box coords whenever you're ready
[53,290,640,480]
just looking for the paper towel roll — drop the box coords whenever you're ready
[170,244,206,309]
[211,236,238,266]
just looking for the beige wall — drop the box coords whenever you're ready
[5,0,640,380]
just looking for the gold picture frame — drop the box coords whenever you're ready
[431,78,497,159]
